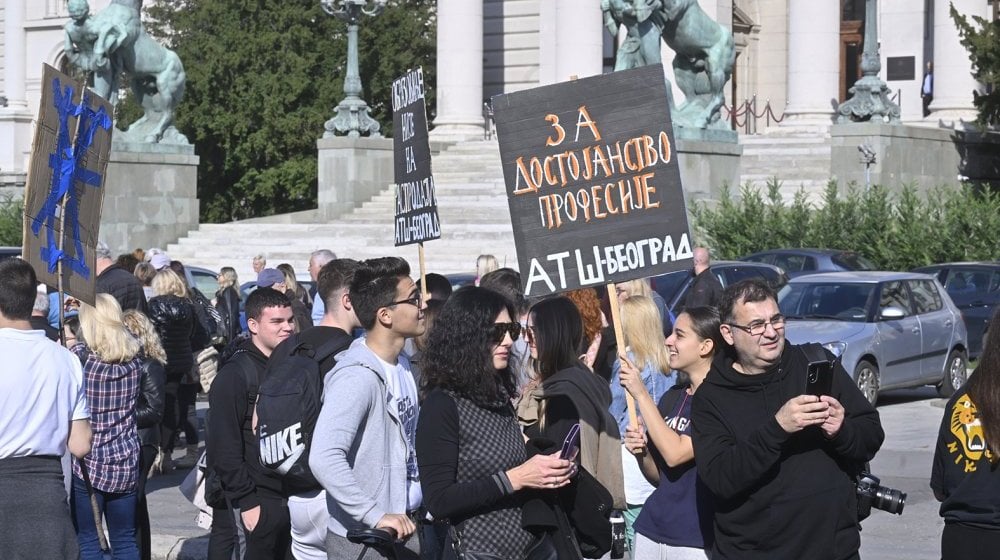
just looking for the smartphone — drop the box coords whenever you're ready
[560,423,581,461]
[806,361,833,396]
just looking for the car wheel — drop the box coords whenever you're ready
[854,360,879,406]
[937,349,968,398]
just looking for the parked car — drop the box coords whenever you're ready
[0,247,21,260]
[911,262,1000,359]
[445,273,477,290]
[650,261,789,314]
[778,271,968,405]
[186,266,221,299]
[740,248,876,278]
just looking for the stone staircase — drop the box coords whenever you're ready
[167,129,840,280]
[166,139,518,281]
[738,127,835,203]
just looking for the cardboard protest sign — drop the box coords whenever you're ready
[392,67,440,246]
[492,64,694,296]
[23,65,113,306]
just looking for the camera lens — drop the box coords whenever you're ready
[873,486,906,515]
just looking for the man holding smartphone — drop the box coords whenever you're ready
[691,278,884,560]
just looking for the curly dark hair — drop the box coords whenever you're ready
[421,286,517,407]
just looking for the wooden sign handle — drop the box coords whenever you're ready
[606,284,638,432]
[418,242,428,302]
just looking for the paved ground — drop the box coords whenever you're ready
[147,388,951,559]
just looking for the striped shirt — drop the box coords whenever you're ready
[70,344,143,494]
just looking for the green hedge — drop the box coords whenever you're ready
[0,195,22,247]
[690,181,1000,271]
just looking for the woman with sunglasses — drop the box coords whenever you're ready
[416,287,573,559]
[518,296,626,557]
[619,306,722,560]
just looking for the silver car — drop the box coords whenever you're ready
[778,271,968,405]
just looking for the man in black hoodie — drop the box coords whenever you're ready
[691,278,884,560]
[208,288,295,559]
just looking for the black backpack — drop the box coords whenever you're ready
[190,287,227,346]
[255,331,351,495]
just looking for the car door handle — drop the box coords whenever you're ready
[911,327,920,334]
[944,320,953,327]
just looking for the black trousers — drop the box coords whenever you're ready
[235,496,293,560]
[135,444,158,560]
[208,505,236,560]
[161,380,200,451]
[942,522,1000,560]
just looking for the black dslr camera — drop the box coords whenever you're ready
[856,472,906,518]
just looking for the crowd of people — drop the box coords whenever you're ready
[1,242,998,560]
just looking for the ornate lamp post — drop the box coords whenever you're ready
[836,0,901,124]
[320,0,385,138]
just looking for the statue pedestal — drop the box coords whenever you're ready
[830,123,1000,192]
[101,141,200,252]
[317,136,395,221]
[675,127,743,204]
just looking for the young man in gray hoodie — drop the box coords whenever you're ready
[309,257,425,559]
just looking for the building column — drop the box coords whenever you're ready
[552,0,604,82]
[0,0,33,176]
[430,0,484,140]
[926,0,987,125]
[781,0,840,126]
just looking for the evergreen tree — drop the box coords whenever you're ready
[142,0,436,222]
[950,3,1000,128]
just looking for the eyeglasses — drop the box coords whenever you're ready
[491,322,522,344]
[389,293,422,308]
[727,315,786,337]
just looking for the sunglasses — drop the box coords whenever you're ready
[491,322,522,344]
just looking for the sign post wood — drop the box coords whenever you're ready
[493,65,694,431]
[392,67,439,299]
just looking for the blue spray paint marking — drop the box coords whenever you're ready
[30,77,112,277]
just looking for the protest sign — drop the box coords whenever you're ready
[23,64,113,306]
[492,64,693,296]
[392,67,440,247]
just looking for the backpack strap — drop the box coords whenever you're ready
[228,350,260,428]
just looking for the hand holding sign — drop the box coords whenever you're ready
[493,65,695,429]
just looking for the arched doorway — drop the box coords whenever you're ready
[840,0,865,102]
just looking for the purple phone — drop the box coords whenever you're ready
[560,423,581,461]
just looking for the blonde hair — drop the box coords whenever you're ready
[79,294,140,363]
[122,309,167,364]
[218,267,238,290]
[617,278,653,300]
[476,254,499,277]
[277,263,301,294]
[152,268,188,298]
[620,295,671,374]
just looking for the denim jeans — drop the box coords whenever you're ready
[71,475,140,560]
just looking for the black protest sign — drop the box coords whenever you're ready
[492,64,693,297]
[23,64,112,306]
[392,67,440,246]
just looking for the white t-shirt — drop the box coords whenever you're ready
[370,344,422,511]
[0,328,89,458]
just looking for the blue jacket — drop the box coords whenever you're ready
[609,351,675,435]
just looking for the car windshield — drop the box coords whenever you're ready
[650,270,690,303]
[831,252,876,271]
[778,282,875,322]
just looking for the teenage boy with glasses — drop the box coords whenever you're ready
[310,257,426,560]
[690,278,884,560]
